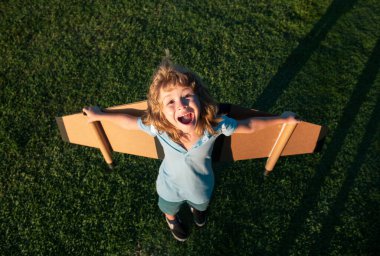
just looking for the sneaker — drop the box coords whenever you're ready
[190,207,207,227]
[165,215,189,242]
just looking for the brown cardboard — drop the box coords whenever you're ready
[56,101,164,161]
[56,101,327,166]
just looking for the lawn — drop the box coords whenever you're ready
[1,0,379,255]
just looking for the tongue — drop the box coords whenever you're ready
[179,114,192,124]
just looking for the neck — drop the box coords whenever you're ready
[181,130,199,141]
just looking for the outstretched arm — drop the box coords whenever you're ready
[82,106,139,130]
[235,111,299,134]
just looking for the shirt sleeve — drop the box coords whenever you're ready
[216,115,237,136]
[137,117,157,137]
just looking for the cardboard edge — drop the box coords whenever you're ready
[55,117,69,142]
[314,125,328,153]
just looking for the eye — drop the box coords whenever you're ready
[167,99,174,105]
[185,93,193,98]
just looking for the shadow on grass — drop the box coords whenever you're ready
[205,0,358,253]
[314,87,380,253]
[276,37,380,255]
[253,0,357,110]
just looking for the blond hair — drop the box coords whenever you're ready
[142,53,220,143]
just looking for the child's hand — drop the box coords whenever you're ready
[280,111,300,125]
[82,106,102,123]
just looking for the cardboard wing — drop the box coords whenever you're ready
[56,101,164,161]
[56,101,327,172]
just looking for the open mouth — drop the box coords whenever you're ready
[177,112,194,125]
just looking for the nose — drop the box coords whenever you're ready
[177,98,188,110]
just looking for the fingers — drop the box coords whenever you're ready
[82,106,100,122]
[82,107,89,116]
[281,111,296,118]
[287,116,301,124]
[82,106,100,113]
[281,111,302,124]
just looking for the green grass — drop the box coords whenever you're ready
[1,0,380,255]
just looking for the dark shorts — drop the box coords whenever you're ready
[158,196,209,216]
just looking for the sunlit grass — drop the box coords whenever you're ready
[1,0,379,255]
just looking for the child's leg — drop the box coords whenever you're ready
[187,201,209,227]
[187,201,209,212]
[158,196,188,241]
[165,214,175,220]
[157,196,183,216]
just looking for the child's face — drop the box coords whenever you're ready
[159,84,201,134]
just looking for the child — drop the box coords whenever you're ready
[83,54,298,242]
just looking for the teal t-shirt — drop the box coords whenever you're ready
[137,115,237,204]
